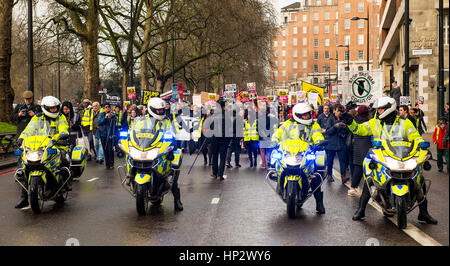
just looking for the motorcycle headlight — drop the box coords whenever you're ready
[26,150,44,162]
[129,146,160,161]
[272,151,282,160]
[384,157,419,172]
[284,153,302,166]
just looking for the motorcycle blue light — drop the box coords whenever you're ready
[47,149,57,154]
[119,131,128,138]
[163,132,175,140]
[420,141,430,149]
[13,150,22,156]
[372,140,382,148]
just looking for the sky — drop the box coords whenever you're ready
[271,0,299,24]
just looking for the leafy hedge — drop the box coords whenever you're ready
[0,122,17,134]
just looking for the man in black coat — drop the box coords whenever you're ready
[11,91,42,136]
[209,100,232,180]
[390,81,402,109]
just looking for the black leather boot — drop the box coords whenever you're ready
[15,188,29,209]
[314,190,325,214]
[172,187,183,211]
[418,199,437,225]
[352,184,371,221]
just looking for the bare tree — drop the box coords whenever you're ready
[0,0,15,122]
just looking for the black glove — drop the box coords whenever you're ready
[345,101,358,112]
[342,113,354,125]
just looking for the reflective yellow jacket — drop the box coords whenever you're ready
[272,120,324,145]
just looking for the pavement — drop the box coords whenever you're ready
[0,152,447,246]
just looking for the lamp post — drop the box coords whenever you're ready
[438,0,445,118]
[328,58,339,83]
[27,0,34,93]
[337,44,350,71]
[351,9,370,71]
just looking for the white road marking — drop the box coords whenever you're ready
[86,177,99,182]
[211,198,220,204]
[332,168,442,246]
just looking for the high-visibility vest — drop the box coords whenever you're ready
[115,111,123,127]
[81,107,104,131]
[244,120,259,141]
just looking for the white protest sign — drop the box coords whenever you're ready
[342,70,384,105]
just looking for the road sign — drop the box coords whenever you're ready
[400,96,411,106]
[98,88,107,94]
[412,49,432,56]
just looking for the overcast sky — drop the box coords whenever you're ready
[270,0,299,24]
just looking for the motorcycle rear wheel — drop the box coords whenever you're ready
[30,177,44,214]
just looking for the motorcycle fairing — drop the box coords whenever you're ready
[135,174,151,184]
[171,149,183,169]
[391,185,409,196]
[29,170,46,184]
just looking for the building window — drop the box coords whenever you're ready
[282,60,286,67]
[324,64,330,72]
[282,50,286,57]
[293,38,298,46]
[303,26,307,34]
[344,50,349,61]
[314,26,319,34]
[314,65,319,73]
[314,51,319,60]
[316,0,321,6]
[336,50,339,59]
[284,16,288,24]
[293,27,298,34]
[325,12,330,21]
[282,30,286,36]
[358,20,365,29]
[344,35,350,45]
[293,62,298,69]
[325,51,330,59]
[358,2,364,12]
[313,77,319,84]
[344,3,350,13]
[358,66,364,71]
[282,81,286,86]
[293,73,298,79]
[303,14,307,22]
[282,70,286,77]
[273,71,278,77]
[282,40,286,47]
[377,37,380,49]
[325,38,330,47]
[324,25,330,34]
[358,50,364,60]
[274,61,278,67]
[303,61,307,69]
[293,49,298,57]
[344,19,350,30]
[336,12,339,19]
[303,49,308,57]
[314,39,319,47]
[273,41,278,48]
[334,22,339,34]
[274,51,278,57]
[303,38,307,46]
[358,34,364,45]
[314,13,319,21]
[327,0,332,5]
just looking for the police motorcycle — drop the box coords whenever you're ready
[266,138,327,218]
[117,117,182,215]
[13,118,87,214]
[363,133,433,229]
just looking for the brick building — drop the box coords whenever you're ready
[270,0,381,94]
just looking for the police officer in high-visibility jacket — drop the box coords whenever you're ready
[342,97,437,224]
[15,96,70,208]
[244,109,259,168]
[80,99,94,160]
[272,103,326,214]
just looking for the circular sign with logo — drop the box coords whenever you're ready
[352,77,371,99]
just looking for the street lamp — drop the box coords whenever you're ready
[337,44,350,71]
[328,58,339,83]
[351,9,370,71]
[28,0,34,93]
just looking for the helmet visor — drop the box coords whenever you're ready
[296,112,311,120]
[151,107,165,116]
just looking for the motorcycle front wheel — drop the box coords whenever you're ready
[136,183,149,216]
[395,195,407,229]
[29,176,45,214]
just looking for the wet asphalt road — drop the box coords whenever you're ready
[0,153,448,246]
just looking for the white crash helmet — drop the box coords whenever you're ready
[147,97,166,120]
[373,96,396,119]
[292,103,313,125]
[41,96,61,119]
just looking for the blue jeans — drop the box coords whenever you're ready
[94,134,104,160]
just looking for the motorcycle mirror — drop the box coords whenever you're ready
[59,132,70,141]
[372,140,382,148]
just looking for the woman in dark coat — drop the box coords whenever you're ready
[348,105,372,196]
[61,101,81,153]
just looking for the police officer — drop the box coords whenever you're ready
[342,97,437,224]
[272,103,326,214]
[15,96,70,208]
[148,98,183,211]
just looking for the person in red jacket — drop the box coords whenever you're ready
[433,116,449,173]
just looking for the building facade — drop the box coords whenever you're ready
[379,0,449,129]
[270,0,381,94]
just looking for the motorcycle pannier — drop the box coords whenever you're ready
[70,145,87,178]
[315,150,326,170]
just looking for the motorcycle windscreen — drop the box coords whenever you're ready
[129,117,165,150]
[280,139,308,156]
[377,123,415,160]
[22,118,52,151]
